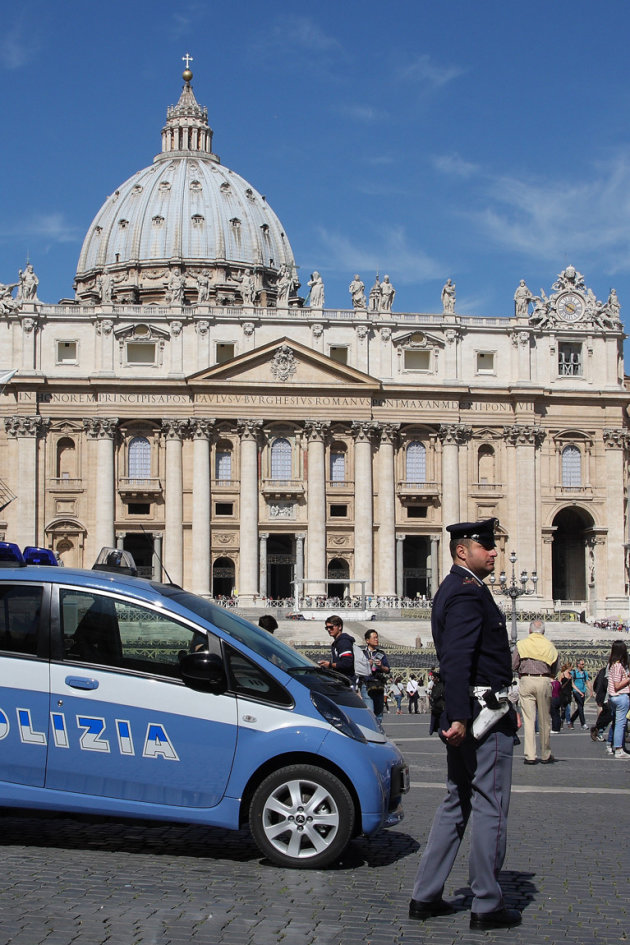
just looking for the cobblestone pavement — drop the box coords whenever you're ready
[0,703,627,944]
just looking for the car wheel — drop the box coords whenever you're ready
[249,764,355,868]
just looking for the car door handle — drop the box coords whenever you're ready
[65,676,99,690]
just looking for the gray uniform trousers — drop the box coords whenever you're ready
[411,728,514,913]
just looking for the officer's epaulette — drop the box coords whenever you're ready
[462,576,478,584]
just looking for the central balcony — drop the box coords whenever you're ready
[118,477,163,499]
[261,479,305,498]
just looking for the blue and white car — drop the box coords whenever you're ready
[0,547,408,868]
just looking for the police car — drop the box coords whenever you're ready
[0,544,408,868]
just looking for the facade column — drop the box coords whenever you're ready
[503,424,545,578]
[162,419,188,586]
[376,423,399,596]
[304,420,329,596]
[259,533,268,598]
[352,421,376,595]
[603,429,627,607]
[430,534,440,597]
[396,534,405,598]
[96,318,115,373]
[84,418,118,559]
[152,532,163,580]
[190,418,215,597]
[438,423,471,577]
[4,416,49,548]
[295,532,305,597]
[238,419,262,603]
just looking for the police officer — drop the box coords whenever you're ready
[409,519,521,930]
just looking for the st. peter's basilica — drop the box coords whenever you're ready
[0,65,628,615]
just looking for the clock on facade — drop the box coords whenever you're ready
[556,292,585,322]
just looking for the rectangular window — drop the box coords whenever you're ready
[215,502,234,516]
[126,343,156,365]
[329,346,348,365]
[407,505,428,519]
[476,351,495,374]
[330,504,348,517]
[404,350,431,372]
[216,451,232,481]
[128,503,151,515]
[216,343,235,363]
[558,342,582,376]
[56,341,78,364]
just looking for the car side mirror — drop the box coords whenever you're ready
[180,651,227,694]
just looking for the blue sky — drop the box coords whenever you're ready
[3,0,630,347]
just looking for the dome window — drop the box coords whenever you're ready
[220,182,231,195]
[159,181,171,193]
[192,214,205,225]
[94,226,102,235]
[260,224,269,235]
[152,215,164,227]
[230,218,241,230]
[118,219,129,229]
[245,188,255,200]
[131,185,143,195]
[190,180,202,192]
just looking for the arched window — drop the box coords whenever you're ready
[271,437,292,480]
[330,448,346,483]
[562,445,581,487]
[478,445,495,484]
[216,448,232,481]
[56,437,76,479]
[406,441,426,483]
[128,436,151,479]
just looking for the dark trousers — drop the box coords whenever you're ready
[595,702,612,732]
[408,692,419,713]
[550,697,562,733]
[570,691,586,726]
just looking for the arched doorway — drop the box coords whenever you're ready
[267,534,294,599]
[551,507,593,602]
[213,557,235,597]
[403,536,431,599]
[327,558,350,599]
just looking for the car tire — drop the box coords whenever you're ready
[249,764,355,868]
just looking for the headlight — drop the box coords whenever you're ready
[311,691,366,742]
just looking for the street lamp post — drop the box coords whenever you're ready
[489,550,538,648]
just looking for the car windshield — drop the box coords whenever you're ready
[152,585,314,672]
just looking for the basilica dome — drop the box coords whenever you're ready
[74,71,298,307]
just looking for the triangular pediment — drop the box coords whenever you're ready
[187,337,381,391]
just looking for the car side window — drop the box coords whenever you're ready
[60,588,210,679]
[0,584,43,655]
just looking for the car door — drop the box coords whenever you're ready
[0,580,50,787]
[46,585,238,809]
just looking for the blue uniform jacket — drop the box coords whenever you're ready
[431,564,513,725]
[330,631,355,680]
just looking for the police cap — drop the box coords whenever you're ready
[446,517,498,550]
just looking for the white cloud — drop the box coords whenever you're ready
[0,214,80,244]
[471,152,630,267]
[335,103,387,123]
[0,15,37,70]
[314,224,443,283]
[397,53,464,89]
[254,15,342,61]
[432,152,479,179]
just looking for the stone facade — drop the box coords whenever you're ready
[0,72,628,616]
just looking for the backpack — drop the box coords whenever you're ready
[352,643,371,678]
[593,666,607,706]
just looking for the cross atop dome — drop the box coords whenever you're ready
[182,52,193,83]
